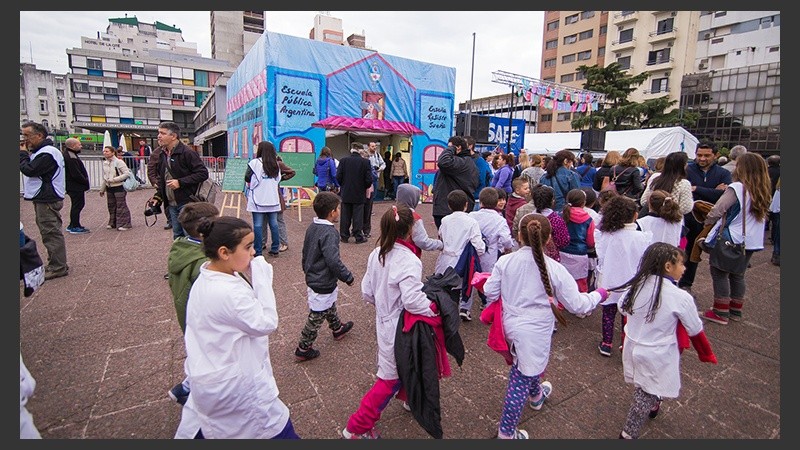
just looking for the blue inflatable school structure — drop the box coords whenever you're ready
[226,31,456,199]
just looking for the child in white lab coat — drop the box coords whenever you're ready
[483,213,608,439]
[434,189,486,276]
[615,242,716,439]
[175,216,298,439]
[342,204,437,439]
[635,189,683,247]
[468,187,514,313]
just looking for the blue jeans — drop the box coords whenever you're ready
[392,176,404,199]
[253,211,279,256]
[168,204,187,240]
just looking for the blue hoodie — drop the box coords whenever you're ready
[313,156,338,189]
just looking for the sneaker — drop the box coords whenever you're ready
[354,237,368,244]
[598,342,613,357]
[44,269,69,280]
[295,346,320,362]
[66,226,75,233]
[279,243,289,252]
[73,227,90,234]
[117,226,130,231]
[106,225,114,229]
[333,321,354,340]
[459,309,472,322]
[702,309,729,325]
[498,429,529,439]
[164,273,170,280]
[728,310,742,322]
[341,237,349,243]
[575,312,590,319]
[341,427,380,439]
[267,251,279,257]
[649,397,662,419]
[402,401,411,412]
[164,224,173,230]
[168,383,190,405]
[529,381,552,410]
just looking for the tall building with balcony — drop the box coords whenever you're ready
[211,11,265,69]
[20,63,74,136]
[607,11,700,107]
[538,10,609,133]
[66,15,230,147]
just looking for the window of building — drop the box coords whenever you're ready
[561,73,575,83]
[714,11,727,18]
[20,98,26,112]
[599,25,607,35]
[598,46,605,57]
[656,18,674,34]
[650,77,669,93]
[578,50,592,60]
[58,101,66,113]
[564,34,578,45]
[565,13,579,25]
[557,112,572,121]
[617,55,632,69]
[73,81,88,92]
[576,70,586,80]
[543,76,556,82]
[56,89,65,98]
[86,58,102,70]
[760,16,775,28]
[619,28,634,43]
[647,48,671,64]
[39,99,48,112]
[131,66,145,75]
[116,60,131,72]
[41,119,49,129]
[547,20,559,31]
[144,64,158,75]
[711,37,724,44]
[579,29,594,40]
[59,120,66,129]
[580,11,595,20]
[38,88,47,96]
[544,58,557,68]
[769,46,779,52]
[545,39,558,49]
[421,145,445,172]
[540,114,552,122]
[561,54,575,64]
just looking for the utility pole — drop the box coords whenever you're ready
[507,85,514,154]
[466,32,476,138]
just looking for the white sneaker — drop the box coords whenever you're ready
[459,309,472,321]
[117,226,130,231]
[529,381,552,410]
[402,401,411,412]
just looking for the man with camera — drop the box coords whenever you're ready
[149,121,209,241]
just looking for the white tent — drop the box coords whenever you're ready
[524,126,698,160]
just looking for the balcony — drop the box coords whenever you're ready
[613,11,638,25]
[610,37,636,51]
[648,28,677,44]
[644,57,675,72]
[643,87,671,95]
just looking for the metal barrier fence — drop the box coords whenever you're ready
[20,155,226,193]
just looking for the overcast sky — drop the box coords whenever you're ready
[20,10,544,104]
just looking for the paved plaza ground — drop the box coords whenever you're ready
[19,187,781,439]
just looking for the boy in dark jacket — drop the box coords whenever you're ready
[295,192,355,361]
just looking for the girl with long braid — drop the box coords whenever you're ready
[613,242,715,439]
[483,213,608,439]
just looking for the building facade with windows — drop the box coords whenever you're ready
[66,16,230,147]
[20,63,74,136]
[538,10,608,132]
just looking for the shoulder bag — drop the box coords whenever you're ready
[116,165,139,192]
[709,190,747,274]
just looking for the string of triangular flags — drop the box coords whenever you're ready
[514,78,601,112]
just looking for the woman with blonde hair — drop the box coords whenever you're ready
[512,151,530,179]
[592,150,621,192]
[608,148,644,203]
[521,154,546,190]
[701,153,772,325]
[99,145,133,230]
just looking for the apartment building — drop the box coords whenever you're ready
[538,10,608,133]
[66,16,230,146]
[20,63,74,136]
[309,12,368,49]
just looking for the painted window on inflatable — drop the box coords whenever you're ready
[421,145,445,173]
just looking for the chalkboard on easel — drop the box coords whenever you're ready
[221,158,249,192]
[277,152,316,187]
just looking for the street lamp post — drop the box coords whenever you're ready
[466,32,476,138]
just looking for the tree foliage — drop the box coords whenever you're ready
[571,63,700,131]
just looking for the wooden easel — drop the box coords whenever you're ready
[220,191,244,218]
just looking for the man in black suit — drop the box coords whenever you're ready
[336,143,374,243]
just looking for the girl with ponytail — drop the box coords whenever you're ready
[483,213,608,439]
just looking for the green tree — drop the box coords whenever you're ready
[572,63,700,130]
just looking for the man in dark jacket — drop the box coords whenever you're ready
[62,138,91,234]
[336,143,373,243]
[20,121,69,279]
[153,121,209,240]
[432,136,478,228]
[680,141,732,293]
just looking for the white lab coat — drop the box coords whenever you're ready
[410,212,443,252]
[434,211,486,275]
[618,276,704,398]
[175,257,289,439]
[361,244,436,380]
[483,249,603,376]
[595,224,652,306]
[636,215,682,247]
[20,353,41,439]
[470,208,514,273]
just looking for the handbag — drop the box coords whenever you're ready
[709,190,747,274]
[117,165,139,192]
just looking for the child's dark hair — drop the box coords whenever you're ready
[599,195,638,232]
[616,242,686,322]
[377,204,414,266]
[562,188,587,222]
[597,189,618,207]
[531,184,555,213]
[495,187,508,202]
[197,216,253,259]
[313,191,340,219]
[178,202,219,238]
[479,186,499,209]
[581,187,597,210]
[647,190,682,223]
[447,189,470,212]
[518,213,568,326]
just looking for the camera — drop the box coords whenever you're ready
[144,194,163,217]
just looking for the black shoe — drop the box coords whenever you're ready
[164,273,170,280]
[649,398,662,419]
[341,237,349,243]
[354,237,368,244]
[267,251,279,257]
[295,346,320,362]
[164,224,173,230]
[168,382,190,406]
[333,321,354,340]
